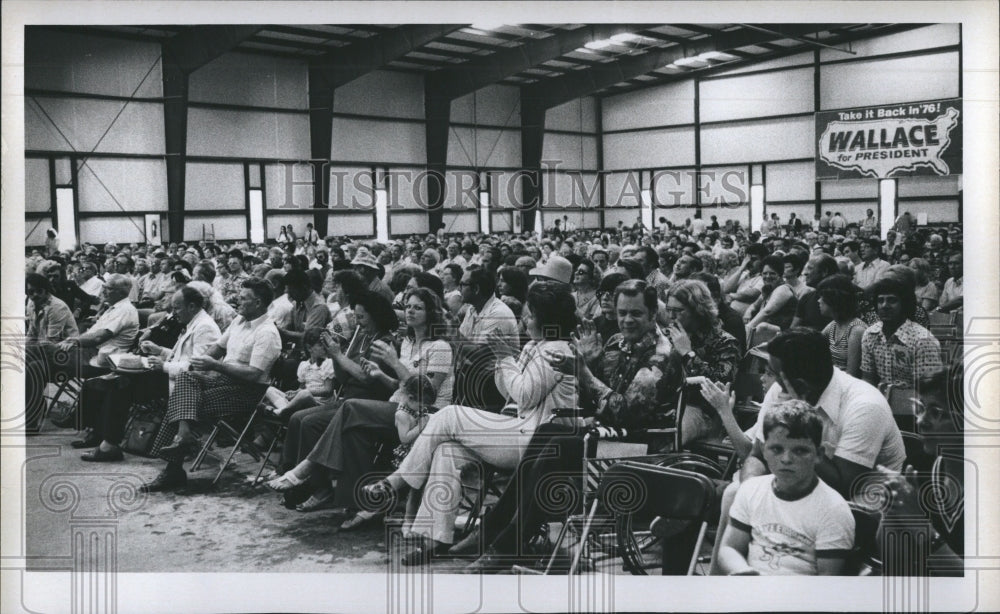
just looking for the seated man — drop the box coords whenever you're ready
[459,279,685,571]
[25,274,138,432]
[708,328,905,573]
[861,278,942,391]
[141,278,281,492]
[717,399,855,576]
[274,269,331,389]
[76,286,221,460]
[935,253,963,313]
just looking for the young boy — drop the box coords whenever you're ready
[718,399,855,576]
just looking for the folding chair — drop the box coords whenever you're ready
[189,387,270,486]
[577,461,717,576]
[846,503,882,576]
[42,375,83,431]
[524,385,724,575]
[885,385,917,433]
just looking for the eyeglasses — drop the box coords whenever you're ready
[664,306,687,315]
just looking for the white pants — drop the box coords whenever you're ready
[395,405,537,544]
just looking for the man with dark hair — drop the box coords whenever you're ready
[861,278,941,390]
[746,328,905,496]
[460,279,685,571]
[853,237,890,289]
[275,269,332,388]
[218,249,251,306]
[453,267,518,411]
[141,277,281,492]
[26,273,78,348]
[790,253,842,331]
[633,245,670,295]
[77,286,221,461]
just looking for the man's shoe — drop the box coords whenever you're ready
[159,434,198,456]
[449,528,484,559]
[140,468,187,493]
[81,447,124,462]
[70,432,101,449]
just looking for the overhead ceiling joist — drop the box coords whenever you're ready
[427,23,651,101]
[603,23,926,97]
[162,25,264,74]
[525,23,848,108]
[310,24,462,90]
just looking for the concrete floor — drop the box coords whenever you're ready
[23,421,474,574]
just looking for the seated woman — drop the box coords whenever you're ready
[496,266,529,318]
[572,258,602,321]
[662,279,741,444]
[363,281,579,564]
[325,269,366,344]
[817,275,866,377]
[267,291,399,504]
[590,272,629,343]
[909,258,941,312]
[744,254,804,337]
[270,288,453,513]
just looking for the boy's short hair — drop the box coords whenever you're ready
[302,327,325,348]
[401,373,437,406]
[762,399,824,449]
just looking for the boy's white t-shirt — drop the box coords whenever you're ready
[729,474,855,575]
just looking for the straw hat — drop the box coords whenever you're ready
[350,247,380,270]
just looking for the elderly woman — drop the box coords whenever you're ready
[270,288,453,514]
[572,258,602,321]
[363,281,578,564]
[909,258,941,312]
[662,279,742,443]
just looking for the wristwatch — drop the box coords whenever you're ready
[684,350,696,360]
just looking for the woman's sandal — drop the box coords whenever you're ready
[266,471,305,492]
[295,490,337,512]
[360,479,394,500]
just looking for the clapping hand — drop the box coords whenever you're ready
[573,319,601,363]
[360,358,385,380]
[544,346,579,376]
[699,379,735,417]
[321,331,341,357]
[369,340,396,366]
[487,330,518,360]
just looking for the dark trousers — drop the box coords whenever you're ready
[24,344,108,432]
[80,371,168,445]
[305,399,399,510]
[480,422,586,555]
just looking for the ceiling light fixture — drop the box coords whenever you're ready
[699,50,739,62]
[674,57,710,68]
[584,39,613,50]
[470,23,503,33]
[609,32,641,43]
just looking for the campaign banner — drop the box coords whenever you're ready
[816,99,962,180]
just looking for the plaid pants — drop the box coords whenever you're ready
[151,371,265,461]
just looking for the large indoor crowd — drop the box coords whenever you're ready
[23,208,964,575]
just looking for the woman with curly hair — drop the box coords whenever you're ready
[364,281,579,564]
[908,257,941,312]
[663,279,741,443]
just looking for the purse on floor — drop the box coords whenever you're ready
[120,399,166,457]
